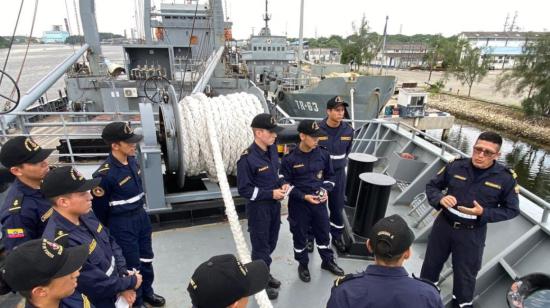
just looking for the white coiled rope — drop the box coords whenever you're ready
[178,92,273,308]
[177,92,264,180]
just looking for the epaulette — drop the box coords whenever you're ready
[448,155,465,163]
[506,168,518,180]
[41,207,54,222]
[8,194,23,213]
[93,163,110,177]
[54,228,70,246]
[412,274,441,293]
[332,273,362,288]
[240,149,249,156]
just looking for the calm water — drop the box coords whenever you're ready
[427,120,550,202]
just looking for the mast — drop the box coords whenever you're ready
[379,15,388,75]
[79,0,104,75]
[297,0,304,79]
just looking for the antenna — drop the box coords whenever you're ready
[263,0,271,31]
[503,13,509,32]
[509,11,518,32]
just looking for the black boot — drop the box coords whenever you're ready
[321,259,345,276]
[298,264,311,282]
[266,287,279,300]
[332,237,346,253]
[306,240,314,253]
[143,293,166,307]
[268,274,281,288]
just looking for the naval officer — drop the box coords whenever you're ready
[237,113,286,300]
[0,136,54,251]
[91,122,165,307]
[421,131,520,308]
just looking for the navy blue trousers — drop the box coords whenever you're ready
[420,214,486,308]
[247,201,281,269]
[109,208,155,306]
[288,197,334,265]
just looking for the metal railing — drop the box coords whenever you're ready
[280,116,550,224]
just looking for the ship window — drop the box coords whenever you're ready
[165,16,171,19]
[268,47,271,51]
[254,46,257,51]
[263,47,266,51]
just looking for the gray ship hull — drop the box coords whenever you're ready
[276,75,396,120]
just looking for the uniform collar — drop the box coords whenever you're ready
[14,178,43,197]
[51,209,81,232]
[109,153,135,168]
[251,142,270,156]
[366,264,409,277]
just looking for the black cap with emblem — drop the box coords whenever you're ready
[250,113,284,133]
[101,122,143,144]
[369,214,415,259]
[0,136,53,168]
[187,254,269,308]
[41,166,101,198]
[1,239,88,292]
[297,120,325,137]
[326,96,349,109]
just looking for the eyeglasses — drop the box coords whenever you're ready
[473,146,497,157]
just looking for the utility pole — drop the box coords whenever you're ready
[297,0,304,80]
[379,15,389,75]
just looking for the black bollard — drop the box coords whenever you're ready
[352,172,396,238]
[345,153,378,207]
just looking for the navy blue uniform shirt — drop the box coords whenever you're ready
[281,146,336,200]
[327,265,443,308]
[426,158,520,225]
[318,119,354,170]
[43,211,136,305]
[91,154,144,225]
[0,179,53,250]
[237,143,285,202]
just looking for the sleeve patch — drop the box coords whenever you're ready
[7,228,25,238]
[92,186,105,197]
[9,197,23,212]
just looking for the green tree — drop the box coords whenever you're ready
[344,14,379,71]
[452,45,490,97]
[496,34,550,116]
[0,36,9,48]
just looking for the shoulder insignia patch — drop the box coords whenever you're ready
[97,223,103,234]
[241,149,249,156]
[515,185,520,194]
[9,196,23,213]
[448,155,464,163]
[92,186,105,197]
[333,273,360,287]
[89,239,97,255]
[507,168,518,179]
[6,228,25,238]
[54,229,69,245]
[94,163,110,176]
[41,208,54,222]
[437,166,446,175]
[413,274,441,293]
[82,294,91,308]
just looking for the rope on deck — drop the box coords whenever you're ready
[191,92,273,308]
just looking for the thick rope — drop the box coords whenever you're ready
[177,92,263,180]
[189,93,272,308]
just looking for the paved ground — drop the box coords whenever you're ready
[373,68,528,107]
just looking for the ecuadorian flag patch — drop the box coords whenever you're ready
[7,228,25,238]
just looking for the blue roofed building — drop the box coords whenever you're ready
[41,25,70,44]
[458,31,548,69]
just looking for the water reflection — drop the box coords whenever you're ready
[427,121,550,202]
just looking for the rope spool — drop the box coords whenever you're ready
[176,92,264,181]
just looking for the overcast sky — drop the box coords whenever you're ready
[1,0,548,40]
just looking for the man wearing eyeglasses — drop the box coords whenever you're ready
[420,131,520,308]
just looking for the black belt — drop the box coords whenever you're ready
[111,206,144,217]
[442,213,477,230]
[248,200,280,206]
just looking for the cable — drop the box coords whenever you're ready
[0,0,25,87]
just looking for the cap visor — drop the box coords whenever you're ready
[26,148,54,164]
[269,125,285,133]
[53,244,89,279]
[76,178,102,193]
[243,260,269,297]
[125,134,143,143]
[309,130,325,137]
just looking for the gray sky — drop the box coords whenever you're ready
[1,0,548,40]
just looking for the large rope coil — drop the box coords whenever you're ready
[177,92,273,307]
[177,92,264,180]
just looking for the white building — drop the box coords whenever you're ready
[458,31,548,69]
